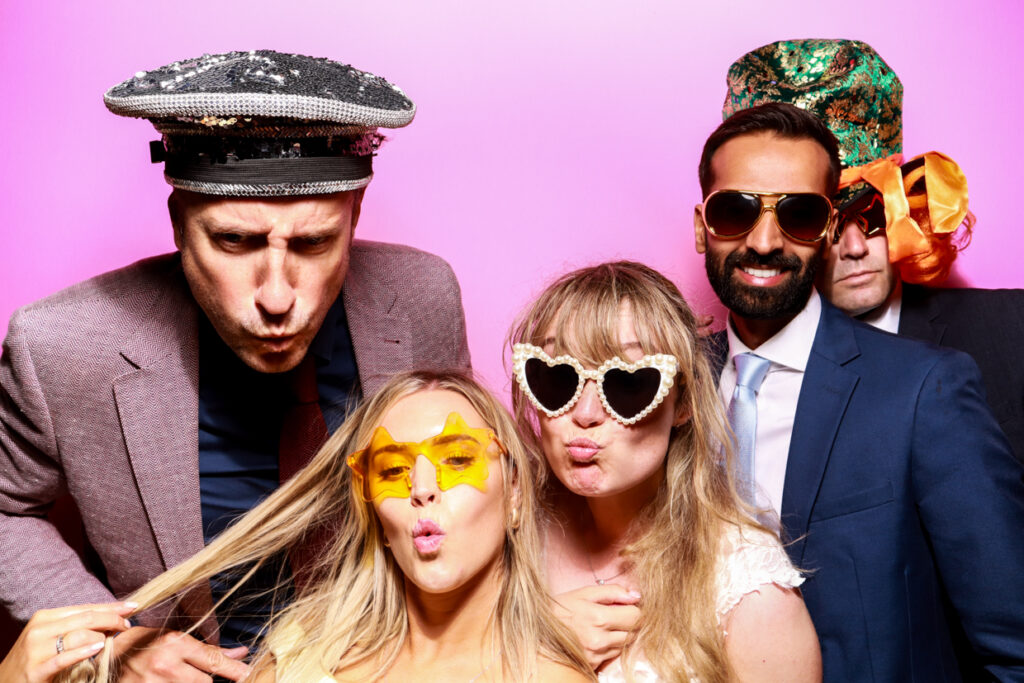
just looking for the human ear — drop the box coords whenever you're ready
[507,463,522,530]
[168,192,184,250]
[349,187,366,234]
[694,207,707,254]
[673,402,692,428]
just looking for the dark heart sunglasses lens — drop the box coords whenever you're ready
[705,192,762,236]
[602,367,662,419]
[525,358,580,412]
[775,194,831,240]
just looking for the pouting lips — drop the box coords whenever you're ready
[413,518,444,537]
[412,518,446,553]
[567,437,601,463]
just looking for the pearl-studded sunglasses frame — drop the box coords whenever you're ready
[512,343,679,426]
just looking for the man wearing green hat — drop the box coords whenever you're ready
[725,38,1024,463]
[696,40,1024,681]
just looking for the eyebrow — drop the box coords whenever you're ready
[431,434,481,446]
[369,443,414,456]
[369,433,480,456]
[198,218,265,235]
[539,338,646,354]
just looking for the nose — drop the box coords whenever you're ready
[409,455,440,507]
[254,249,296,318]
[744,202,786,254]
[836,220,869,259]
[571,380,607,428]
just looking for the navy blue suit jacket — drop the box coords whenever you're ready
[713,297,1024,681]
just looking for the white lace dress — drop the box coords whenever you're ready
[598,526,803,682]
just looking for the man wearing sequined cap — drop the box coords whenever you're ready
[724,38,1024,462]
[0,51,470,680]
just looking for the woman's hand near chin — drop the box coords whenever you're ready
[551,584,642,671]
[723,584,822,683]
[0,601,135,683]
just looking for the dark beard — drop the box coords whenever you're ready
[704,248,818,321]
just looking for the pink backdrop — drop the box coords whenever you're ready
[2,1,1021,396]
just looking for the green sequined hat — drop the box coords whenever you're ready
[723,39,903,205]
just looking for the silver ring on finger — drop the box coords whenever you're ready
[56,633,66,654]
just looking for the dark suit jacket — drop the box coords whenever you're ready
[900,284,1024,463]
[713,298,1024,682]
[0,240,471,627]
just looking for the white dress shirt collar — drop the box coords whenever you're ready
[725,289,822,372]
[718,290,823,520]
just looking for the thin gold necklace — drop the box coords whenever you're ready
[468,654,498,683]
[586,552,628,585]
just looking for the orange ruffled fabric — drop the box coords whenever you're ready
[838,152,969,264]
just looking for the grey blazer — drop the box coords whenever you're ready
[0,240,471,627]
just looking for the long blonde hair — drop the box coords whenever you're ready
[508,261,765,683]
[62,370,591,682]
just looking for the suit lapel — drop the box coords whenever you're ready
[898,284,947,345]
[343,246,412,398]
[707,330,729,380]
[781,302,860,560]
[113,273,205,571]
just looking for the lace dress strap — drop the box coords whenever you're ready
[715,525,804,622]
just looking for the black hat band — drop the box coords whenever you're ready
[164,155,373,186]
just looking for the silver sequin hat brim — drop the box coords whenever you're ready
[104,92,415,129]
[165,173,372,197]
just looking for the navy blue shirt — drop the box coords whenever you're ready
[197,295,360,649]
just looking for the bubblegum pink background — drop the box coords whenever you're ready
[2,1,1021,396]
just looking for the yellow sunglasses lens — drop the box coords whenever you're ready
[347,413,501,502]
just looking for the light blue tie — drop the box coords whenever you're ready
[727,353,771,503]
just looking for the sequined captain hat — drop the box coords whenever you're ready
[105,50,416,197]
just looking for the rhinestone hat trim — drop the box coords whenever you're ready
[152,121,372,138]
[104,92,415,129]
[512,343,679,426]
[165,174,372,197]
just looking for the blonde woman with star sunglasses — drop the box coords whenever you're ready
[50,371,592,683]
[509,261,821,683]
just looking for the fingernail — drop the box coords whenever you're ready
[124,619,133,628]
[123,601,139,609]
[628,590,642,599]
[88,641,104,652]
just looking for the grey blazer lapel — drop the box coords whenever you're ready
[343,249,412,398]
[113,280,204,571]
[781,302,860,560]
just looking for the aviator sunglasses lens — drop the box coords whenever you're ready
[524,358,580,412]
[704,192,762,237]
[602,367,663,420]
[775,194,832,241]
